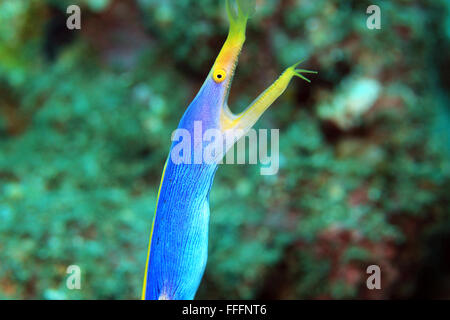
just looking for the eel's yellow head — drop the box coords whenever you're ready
[210,0,255,89]
[190,0,316,137]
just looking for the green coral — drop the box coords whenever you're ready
[0,0,449,299]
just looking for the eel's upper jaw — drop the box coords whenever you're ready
[226,0,255,36]
[211,0,255,106]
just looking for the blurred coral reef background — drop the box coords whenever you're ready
[0,0,449,299]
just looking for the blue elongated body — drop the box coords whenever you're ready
[143,78,225,300]
[142,0,316,300]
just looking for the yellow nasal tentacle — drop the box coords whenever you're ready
[212,0,252,75]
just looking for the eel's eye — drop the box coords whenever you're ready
[213,69,227,83]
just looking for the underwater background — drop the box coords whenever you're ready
[0,0,449,299]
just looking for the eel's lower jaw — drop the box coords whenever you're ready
[219,61,318,135]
